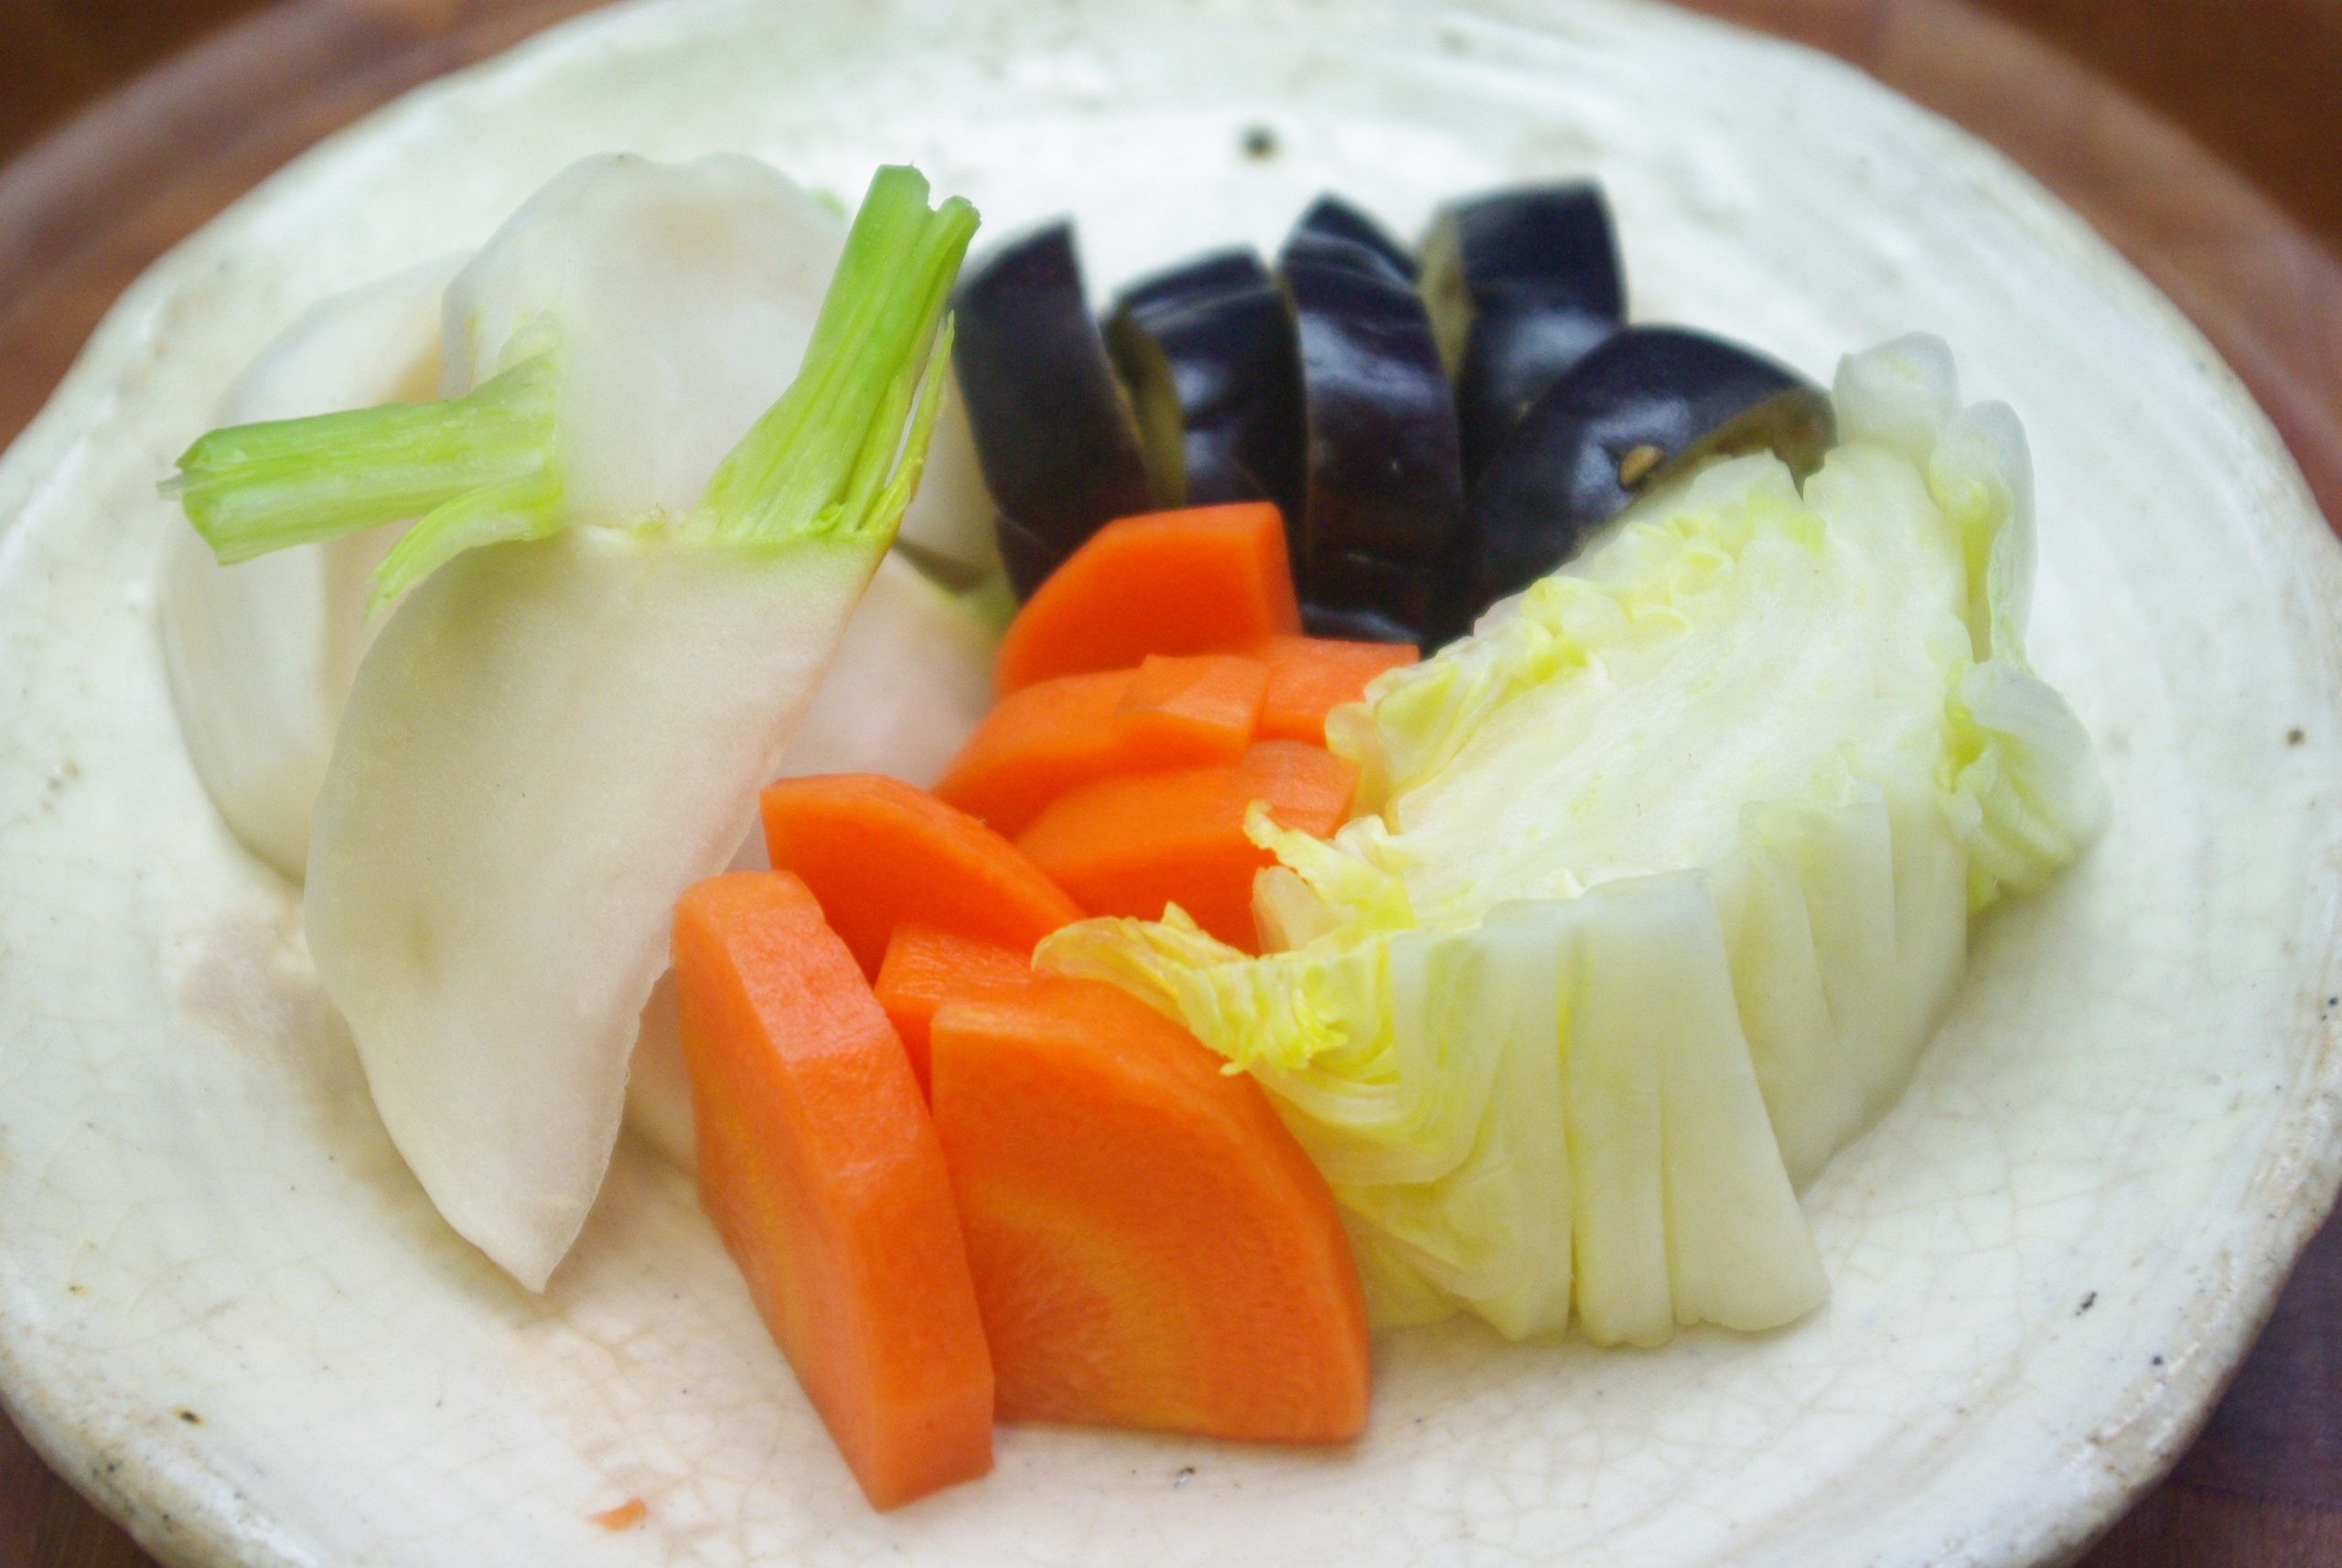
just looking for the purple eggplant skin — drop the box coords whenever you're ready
[1114,248,1272,328]
[1286,195,1416,285]
[952,221,1154,564]
[1104,265,1305,534]
[1310,548,1441,639]
[1301,601,1422,648]
[992,509,1063,601]
[1421,184,1627,487]
[1279,242,1465,610]
[1456,325,1836,628]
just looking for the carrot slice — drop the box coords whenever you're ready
[671,873,994,1510]
[930,975,1368,1442]
[1015,741,1359,950]
[1251,635,1419,744]
[1114,652,1269,763]
[874,924,1035,1096]
[936,655,1269,836]
[934,670,1134,833]
[761,774,1082,977]
[994,503,1302,693]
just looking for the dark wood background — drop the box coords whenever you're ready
[2,1,2337,1563]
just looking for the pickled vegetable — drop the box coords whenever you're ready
[953,222,1152,587]
[1461,326,1833,619]
[1279,213,1462,639]
[1286,194,1415,284]
[1103,251,1304,528]
[1113,247,1274,326]
[1298,603,1420,646]
[1420,184,1625,486]
[993,510,1060,600]
[1308,549,1436,642]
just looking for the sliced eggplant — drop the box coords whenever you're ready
[1309,548,1439,639]
[991,509,1061,601]
[1279,226,1464,632]
[1114,247,1271,327]
[1103,251,1305,527]
[1420,184,1626,486]
[952,221,1153,583]
[1459,326,1836,623]
[1301,602,1422,647]
[1285,195,1416,285]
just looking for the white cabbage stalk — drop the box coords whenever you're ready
[168,164,980,1287]
[158,257,461,877]
[1041,336,2108,1345]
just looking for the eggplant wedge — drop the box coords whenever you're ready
[1104,250,1305,528]
[991,509,1061,601]
[1301,602,1422,647]
[1309,548,1439,640]
[1421,184,1626,486]
[1460,325,1835,621]
[952,221,1153,584]
[1279,224,1463,629]
[1113,246,1272,327]
[1287,194,1417,285]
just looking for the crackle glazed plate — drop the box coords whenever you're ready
[1,0,2338,1564]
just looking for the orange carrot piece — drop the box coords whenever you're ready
[994,503,1301,693]
[929,976,1370,1443]
[1114,652,1269,763]
[761,774,1082,977]
[588,1499,648,1532]
[1251,635,1419,744]
[936,656,1268,836]
[671,873,994,1510]
[933,670,1134,833]
[1015,741,1358,951]
[875,924,1036,1096]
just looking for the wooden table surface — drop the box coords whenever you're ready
[2,1,2337,1563]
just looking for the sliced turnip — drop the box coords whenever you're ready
[167,162,979,1286]
[158,256,461,877]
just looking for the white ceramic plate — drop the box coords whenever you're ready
[3,1,2337,1564]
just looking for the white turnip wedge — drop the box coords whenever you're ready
[619,547,1002,1176]
[159,156,853,881]
[157,256,462,879]
[167,165,979,1288]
